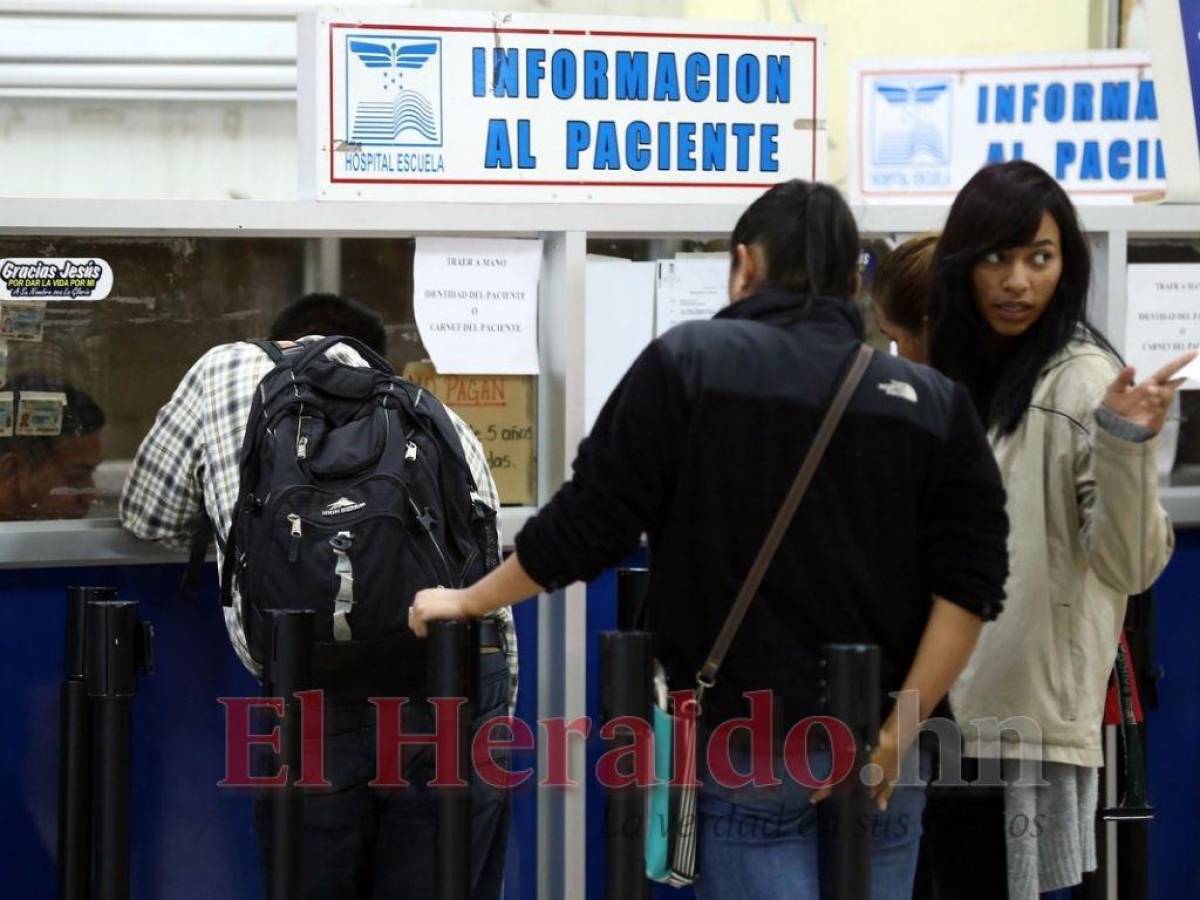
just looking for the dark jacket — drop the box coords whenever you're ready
[516,289,1009,728]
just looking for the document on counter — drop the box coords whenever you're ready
[1125,264,1200,387]
[654,258,728,336]
[414,237,542,375]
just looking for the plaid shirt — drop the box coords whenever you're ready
[119,337,518,706]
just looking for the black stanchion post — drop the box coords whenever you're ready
[616,568,650,632]
[262,609,316,900]
[86,597,153,900]
[600,629,652,900]
[822,643,880,900]
[428,619,478,900]
[58,586,114,900]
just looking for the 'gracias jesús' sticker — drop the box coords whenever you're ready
[0,258,113,301]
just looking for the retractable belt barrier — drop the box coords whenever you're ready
[57,586,154,900]
[600,629,652,900]
[261,609,315,900]
[428,619,479,900]
[821,643,880,900]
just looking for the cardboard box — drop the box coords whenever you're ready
[402,361,537,506]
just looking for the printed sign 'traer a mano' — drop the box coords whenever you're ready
[300,9,825,203]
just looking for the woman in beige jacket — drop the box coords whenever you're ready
[922,161,1194,899]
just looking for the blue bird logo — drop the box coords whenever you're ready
[874,82,949,164]
[348,40,439,143]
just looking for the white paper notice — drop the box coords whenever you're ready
[654,258,729,336]
[414,237,542,374]
[584,260,655,433]
[1125,264,1200,388]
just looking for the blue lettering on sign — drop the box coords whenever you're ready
[516,119,535,168]
[494,48,520,98]
[472,47,487,97]
[1109,139,1130,179]
[765,56,790,103]
[702,123,726,170]
[565,120,588,169]
[484,119,512,168]
[1080,140,1102,179]
[1045,83,1066,122]
[615,52,648,100]
[1073,82,1094,121]
[977,85,988,124]
[627,120,652,171]
[716,53,730,102]
[594,121,620,169]
[1101,81,1130,120]
[760,123,779,172]
[987,142,1005,164]
[657,122,672,170]
[654,53,680,101]
[552,49,577,100]
[1135,80,1158,120]
[526,48,546,98]
[731,123,755,172]
[1056,141,1077,178]
[677,122,697,171]
[995,85,1016,123]
[736,54,760,103]
[685,53,710,102]
[584,50,609,100]
[1022,83,1039,122]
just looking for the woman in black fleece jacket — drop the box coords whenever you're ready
[412,179,1010,900]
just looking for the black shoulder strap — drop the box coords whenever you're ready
[394,379,477,488]
[249,339,287,365]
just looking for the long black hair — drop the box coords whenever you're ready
[730,179,860,304]
[929,160,1116,435]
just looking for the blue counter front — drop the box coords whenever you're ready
[2,532,1197,898]
[0,562,539,900]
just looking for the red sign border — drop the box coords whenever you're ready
[326,21,819,190]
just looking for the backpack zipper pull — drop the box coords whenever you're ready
[405,441,418,462]
[297,434,309,460]
[287,514,302,562]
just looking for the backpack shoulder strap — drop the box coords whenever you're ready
[249,339,288,365]
[393,379,476,487]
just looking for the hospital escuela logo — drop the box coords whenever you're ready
[870,78,952,166]
[346,35,443,147]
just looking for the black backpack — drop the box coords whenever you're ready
[218,336,498,675]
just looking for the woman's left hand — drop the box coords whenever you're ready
[1103,350,1197,435]
[409,587,473,638]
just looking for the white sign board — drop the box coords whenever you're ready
[1125,263,1200,386]
[413,237,542,375]
[851,51,1164,202]
[301,8,825,203]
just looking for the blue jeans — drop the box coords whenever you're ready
[252,650,511,899]
[694,749,928,900]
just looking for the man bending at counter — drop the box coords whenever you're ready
[119,293,514,900]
